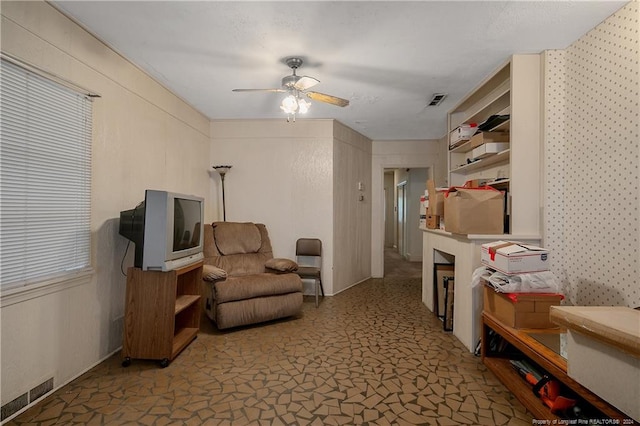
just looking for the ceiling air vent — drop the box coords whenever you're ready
[428,93,447,106]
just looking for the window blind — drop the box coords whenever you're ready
[1,58,92,291]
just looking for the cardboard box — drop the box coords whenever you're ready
[483,284,562,329]
[444,187,504,234]
[426,180,445,216]
[471,142,510,159]
[481,241,550,274]
[426,214,440,229]
[449,124,478,148]
[469,131,510,150]
[463,178,491,188]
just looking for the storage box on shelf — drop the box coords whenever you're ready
[483,283,562,329]
[471,142,510,160]
[444,186,504,234]
[424,179,445,230]
[481,240,550,274]
[426,214,440,229]
[469,131,510,150]
[449,123,478,149]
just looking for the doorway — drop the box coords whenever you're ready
[382,167,431,278]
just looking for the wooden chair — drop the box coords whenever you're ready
[295,238,324,307]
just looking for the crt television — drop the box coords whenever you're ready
[119,190,204,271]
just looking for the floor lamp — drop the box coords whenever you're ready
[212,165,232,221]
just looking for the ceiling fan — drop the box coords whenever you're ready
[232,57,349,121]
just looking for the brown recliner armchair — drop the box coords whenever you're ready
[201,221,303,329]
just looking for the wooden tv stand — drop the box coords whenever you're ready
[122,261,202,368]
[481,312,634,423]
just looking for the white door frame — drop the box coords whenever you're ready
[397,180,407,257]
[373,163,434,277]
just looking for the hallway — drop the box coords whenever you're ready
[384,247,422,279]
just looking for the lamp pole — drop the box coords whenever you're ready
[212,165,232,221]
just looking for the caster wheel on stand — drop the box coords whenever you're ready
[121,357,131,367]
[159,358,170,368]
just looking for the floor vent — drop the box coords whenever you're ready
[1,393,28,421]
[428,93,447,106]
[1,377,54,421]
[30,377,54,401]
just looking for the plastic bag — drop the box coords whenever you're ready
[486,270,561,293]
[472,265,561,293]
[471,266,489,288]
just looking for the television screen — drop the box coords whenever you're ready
[173,198,202,252]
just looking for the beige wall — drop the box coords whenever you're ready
[543,1,639,307]
[333,121,373,293]
[210,119,336,294]
[210,119,374,295]
[1,1,211,407]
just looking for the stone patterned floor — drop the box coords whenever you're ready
[7,276,532,425]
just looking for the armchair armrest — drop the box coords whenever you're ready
[265,258,298,273]
[202,264,228,282]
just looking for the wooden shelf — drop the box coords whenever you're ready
[450,149,510,174]
[172,327,199,358]
[449,62,511,128]
[446,55,543,236]
[450,139,474,153]
[482,312,634,422]
[487,178,510,188]
[464,87,511,129]
[175,295,200,315]
[483,356,560,421]
[122,260,203,367]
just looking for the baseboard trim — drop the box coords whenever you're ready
[1,347,122,425]
[332,276,372,296]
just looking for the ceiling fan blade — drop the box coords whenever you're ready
[294,76,319,91]
[232,88,286,93]
[306,91,350,107]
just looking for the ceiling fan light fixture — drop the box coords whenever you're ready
[233,56,348,122]
[280,94,298,114]
[298,98,311,114]
[280,92,311,121]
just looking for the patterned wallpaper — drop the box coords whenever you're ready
[543,1,639,307]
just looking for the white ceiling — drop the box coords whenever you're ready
[52,1,626,140]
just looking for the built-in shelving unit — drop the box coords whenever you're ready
[122,260,203,368]
[447,54,542,236]
[422,54,544,353]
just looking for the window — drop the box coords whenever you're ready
[0,58,92,292]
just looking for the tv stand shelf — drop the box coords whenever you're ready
[122,261,203,368]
